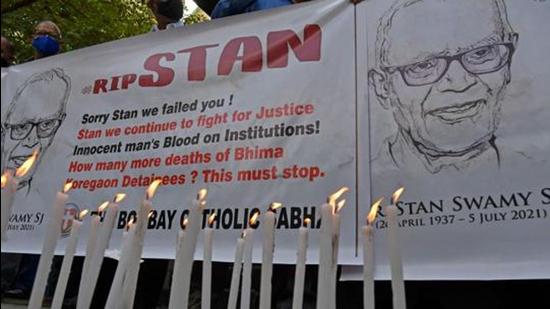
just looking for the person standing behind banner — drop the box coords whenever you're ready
[148,0,184,32]
[31,21,62,60]
[1,34,20,300]
[1,35,15,67]
[210,0,308,19]
[2,20,64,303]
[129,2,185,308]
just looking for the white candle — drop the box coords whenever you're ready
[77,213,100,301]
[77,195,124,309]
[328,199,348,309]
[121,181,161,308]
[259,203,281,309]
[28,183,71,309]
[227,236,245,309]
[316,203,332,309]
[202,213,216,309]
[240,212,259,309]
[386,187,406,309]
[170,227,187,309]
[292,218,310,309]
[1,171,17,241]
[51,212,86,309]
[120,197,153,309]
[105,220,136,309]
[363,225,375,309]
[169,188,207,309]
[316,187,348,309]
[363,198,383,309]
[330,206,341,308]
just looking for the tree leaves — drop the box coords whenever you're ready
[1,0,210,63]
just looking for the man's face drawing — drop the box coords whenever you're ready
[2,70,69,186]
[371,0,517,154]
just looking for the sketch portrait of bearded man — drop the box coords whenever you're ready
[1,68,71,191]
[369,0,518,174]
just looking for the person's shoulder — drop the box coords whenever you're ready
[168,21,184,29]
[150,21,184,33]
[255,0,294,9]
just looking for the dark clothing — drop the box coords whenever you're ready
[211,0,293,18]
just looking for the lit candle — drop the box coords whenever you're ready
[168,188,207,309]
[28,181,73,309]
[259,202,282,309]
[330,198,347,308]
[1,151,38,240]
[241,211,260,309]
[169,219,187,309]
[77,206,100,302]
[121,180,161,309]
[202,213,216,309]
[227,234,245,309]
[76,193,126,309]
[51,209,88,309]
[316,201,332,309]
[292,217,311,309]
[105,218,137,309]
[363,197,383,309]
[316,187,348,309]
[386,187,406,309]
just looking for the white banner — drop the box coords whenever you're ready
[2,0,549,280]
[1,0,357,265]
[353,0,550,279]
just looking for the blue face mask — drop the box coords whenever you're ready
[32,35,60,57]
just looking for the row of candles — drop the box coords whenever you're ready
[1,152,408,309]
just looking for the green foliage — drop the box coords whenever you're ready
[1,0,210,64]
[184,7,210,25]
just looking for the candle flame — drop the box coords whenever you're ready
[183,218,189,228]
[148,210,154,219]
[367,197,384,224]
[98,201,109,212]
[146,179,162,200]
[1,172,8,189]
[114,193,126,203]
[269,202,282,211]
[63,181,73,193]
[391,187,405,204]
[304,217,311,227]
[15,150,38,177]
[208,213,217,226]
[335,199,346,213]
[79,209,89,220]
[197,188,208,201]
[328,186,349,207]
[249,212,260,225]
